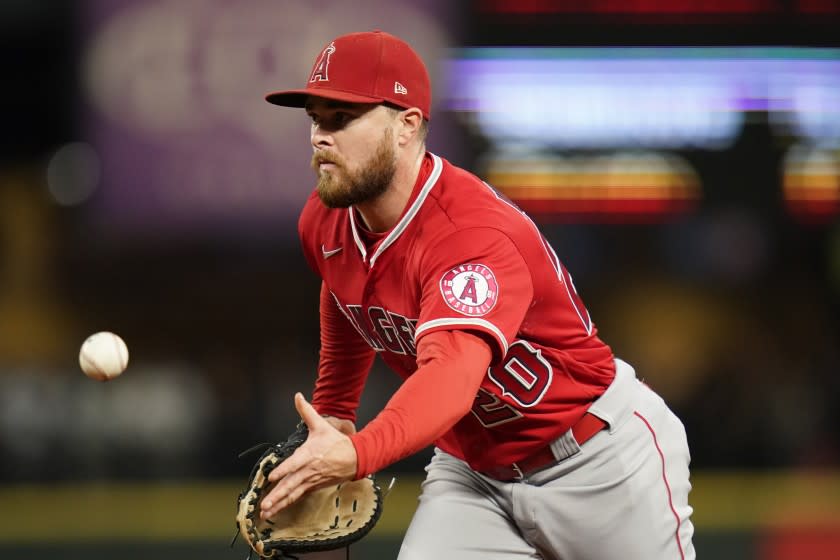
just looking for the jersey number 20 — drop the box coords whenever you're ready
[471,341,553,427]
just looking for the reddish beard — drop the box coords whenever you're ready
[311,129,397,208]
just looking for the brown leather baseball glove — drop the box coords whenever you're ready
[233,423,383,559]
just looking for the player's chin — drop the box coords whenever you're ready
[317,186,352,208]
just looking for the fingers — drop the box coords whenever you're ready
[259,395,325,515]
[266,448,304,483]
[264,396,323,486]
[260,472,310,518]
[261,462,332,518]
[295,392,323,430]
[259,393,357,518]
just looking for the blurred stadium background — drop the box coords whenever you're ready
[2,0,840,558]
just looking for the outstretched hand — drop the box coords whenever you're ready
[259,393,358,519]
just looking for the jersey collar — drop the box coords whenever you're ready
[349,153,443,268]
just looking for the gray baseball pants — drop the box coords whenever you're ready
[398,360,695,560]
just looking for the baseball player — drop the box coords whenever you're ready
[259,30,695,559]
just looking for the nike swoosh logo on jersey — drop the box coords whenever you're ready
[321,244,343,259]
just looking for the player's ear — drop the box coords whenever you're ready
[396,107,424,146]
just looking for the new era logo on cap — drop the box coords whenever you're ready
[264,30,431,120]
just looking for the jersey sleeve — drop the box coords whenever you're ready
[297,190,323,275]
[413,227,533,363]
[310,282,376,423]
[349,329,493,478]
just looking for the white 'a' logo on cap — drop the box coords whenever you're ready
[394,81,408,95]
[310,42,336,82]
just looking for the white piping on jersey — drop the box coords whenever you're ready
[414,317,509,357]
[480,180,593,336]
[349,211,367,262]
[349,153,444,268]
[480,180,562,282]
[330,290,353,321]
[562,272,594,336]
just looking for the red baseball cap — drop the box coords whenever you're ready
[265,30,431,120]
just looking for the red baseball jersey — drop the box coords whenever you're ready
[298,153,616,471]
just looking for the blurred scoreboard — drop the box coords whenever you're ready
[469,0,840,45]
[453,2,840,223]
[475,0,840,17]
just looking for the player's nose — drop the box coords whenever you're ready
[311,124,334,150]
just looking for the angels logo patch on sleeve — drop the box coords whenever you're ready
[439,263,499,316]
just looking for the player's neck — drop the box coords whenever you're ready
[354,147,425,233]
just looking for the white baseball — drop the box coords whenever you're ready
[79,331,129,381]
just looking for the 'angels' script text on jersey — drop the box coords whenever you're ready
[336,301,419,356]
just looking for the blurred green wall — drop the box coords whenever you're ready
[2,471,839,560]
